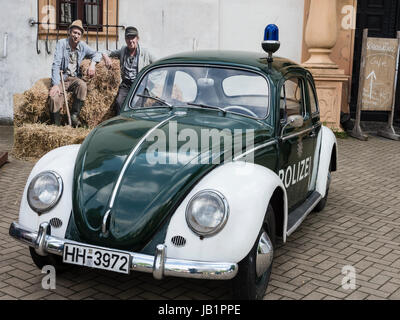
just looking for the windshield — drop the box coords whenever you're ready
[127,66,270,119]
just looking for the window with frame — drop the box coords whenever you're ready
[307,80,319,114]
[38,0,118,40]
[280,77,304,119]
[58,0,103,31]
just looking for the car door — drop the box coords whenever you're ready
[305,75,322,194]
[278,74,316,210]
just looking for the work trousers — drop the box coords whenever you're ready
[49,77,87,113]
[113,80,133,115]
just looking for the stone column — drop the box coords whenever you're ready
[302,0,349,131]
[303,0,338,69]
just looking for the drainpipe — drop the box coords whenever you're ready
[2,33,7,58]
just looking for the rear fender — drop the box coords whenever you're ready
[316,126,337,197]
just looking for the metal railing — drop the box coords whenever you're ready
[30,0,124,54]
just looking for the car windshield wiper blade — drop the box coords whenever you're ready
[187,103,226,114]
[136,94,173,108]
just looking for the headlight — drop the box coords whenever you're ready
[185,190,229,237]
[27,171,63,214]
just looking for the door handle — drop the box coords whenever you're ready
[309,130,316,138]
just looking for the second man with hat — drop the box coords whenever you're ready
[102,26,155,115]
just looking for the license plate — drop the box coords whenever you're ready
[63,243,131,274]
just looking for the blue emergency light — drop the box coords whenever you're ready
[262,24,281,63]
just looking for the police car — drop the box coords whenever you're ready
[9,25,337,300]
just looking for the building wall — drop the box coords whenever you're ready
[0,0,304,124]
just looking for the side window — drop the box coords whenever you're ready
[281,77,304,117]
[172,71,197,103]
[130,70,168,108]
[147,70,168,98]
[307,80,319,114]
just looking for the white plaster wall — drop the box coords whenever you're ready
[0,0,304,123]
[219,0,305,62]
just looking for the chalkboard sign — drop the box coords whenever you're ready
[361,37,399,111]
[351,29,400,141]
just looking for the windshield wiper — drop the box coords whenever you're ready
[137,94,173,108]
[187,103,227,114]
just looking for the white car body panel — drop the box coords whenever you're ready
[18,145,80,239]
[165,161,288,263]
[316,126,337,198]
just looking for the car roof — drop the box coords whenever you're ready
[151,50,304,79]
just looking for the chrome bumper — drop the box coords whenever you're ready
[9,222,238,280]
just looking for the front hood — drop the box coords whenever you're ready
[72,109,271,250]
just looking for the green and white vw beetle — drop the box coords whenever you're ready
[10,26,337,300]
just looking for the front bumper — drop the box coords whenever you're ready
[9,222,238,280]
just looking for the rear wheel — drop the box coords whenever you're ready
[232,204,276,300]
[314,164,332,213]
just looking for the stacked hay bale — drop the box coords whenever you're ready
[13,125,90,161]
[13,59,120,160]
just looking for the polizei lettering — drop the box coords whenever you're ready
[279,157,312,189]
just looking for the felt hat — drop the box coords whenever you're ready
[69,20,84,34]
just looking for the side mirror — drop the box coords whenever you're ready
[280,114,304,137]
[287,115,304,128]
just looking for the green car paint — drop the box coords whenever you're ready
[67,50,320,253]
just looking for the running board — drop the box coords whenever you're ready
[286,191,322,237]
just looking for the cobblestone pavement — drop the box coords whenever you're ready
[1,125,400,300]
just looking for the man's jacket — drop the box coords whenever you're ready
[51,38,102,86]
[108,44,155,78]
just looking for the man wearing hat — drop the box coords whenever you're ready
[49,20,102,126]
[102,26,155,115]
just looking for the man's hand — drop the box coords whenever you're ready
[49,85,61,97]
[102,54,112,69]
[87,62,96,78]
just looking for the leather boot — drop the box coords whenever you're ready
[50,111,61,126]
[71,99,84,127]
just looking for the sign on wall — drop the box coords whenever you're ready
[361,37,399,111]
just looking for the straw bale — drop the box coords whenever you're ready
[13,93,28,127]
[12,123,91,161]
[80,59,121,91]
[13,59,121,128]
[78,59,120,128]
[13,78,52,126]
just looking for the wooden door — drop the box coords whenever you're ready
[350,0,400,124]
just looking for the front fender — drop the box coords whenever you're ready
[18,145,81,239]
[165,162,288,263]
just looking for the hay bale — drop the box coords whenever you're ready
[79,59,120,128]
[13,59,121,128]
[12,59,121,160]
[13,78,52,126]
[81,59,121,91]
[12,123,91,161]
[13,93,27,127]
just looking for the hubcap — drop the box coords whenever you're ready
[256,232,273,278]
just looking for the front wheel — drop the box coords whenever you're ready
[29,247,69,272]
[232,204,276,300]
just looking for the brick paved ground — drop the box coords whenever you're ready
[1,125,400,300]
